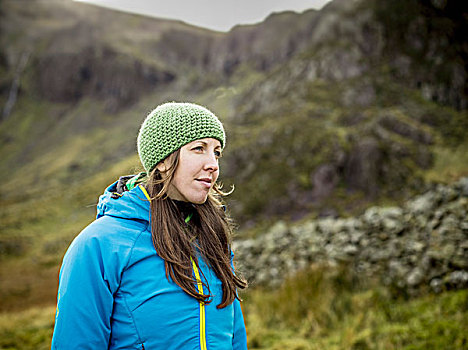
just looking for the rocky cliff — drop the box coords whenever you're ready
[1,0,465,110]
[0,0,467,313]
[0,0,466,222]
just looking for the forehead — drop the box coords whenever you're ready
[188,138,222,148]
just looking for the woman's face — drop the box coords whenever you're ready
[158,138,222,204]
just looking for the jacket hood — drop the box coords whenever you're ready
[96,180,150,223]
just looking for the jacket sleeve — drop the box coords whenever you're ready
[232,298,248,350]
[51,222,125,349]
[230,249,248,350]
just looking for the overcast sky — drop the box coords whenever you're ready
[74,0,333,32]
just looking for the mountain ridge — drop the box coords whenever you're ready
[0,0,466,220]
[0,0,467,315]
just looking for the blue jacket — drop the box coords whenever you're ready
[51,181,247,349]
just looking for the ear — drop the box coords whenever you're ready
[156,161,167,172]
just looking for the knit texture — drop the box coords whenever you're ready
[137,102,225,173]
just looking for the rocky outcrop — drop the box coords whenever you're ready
[1,51,29,122]
[0,0,465,222]
[233,178,468,293]
[4,0,465,111]
[374,0,467,110]
[344,137,382,197]
[35,47,175,111]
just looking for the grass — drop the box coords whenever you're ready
[424,144,468,183]
[242,266,468,350]
[0,265,466,350]
[0,154,142,311]
[1,1,467,347]
[0,306,55,350]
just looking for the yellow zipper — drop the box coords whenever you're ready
[139,185,151,201]
[140,185,207,350]
[191,258,207,350]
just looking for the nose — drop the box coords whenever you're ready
[204,152,219,173]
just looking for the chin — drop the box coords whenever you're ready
[188,193,209,205]
[190,197,208,205]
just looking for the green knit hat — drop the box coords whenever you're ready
[137,102,226,173]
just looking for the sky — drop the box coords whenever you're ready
[74,0,333,32]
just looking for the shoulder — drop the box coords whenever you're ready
[75,215,147,245]
[63,216,149,272]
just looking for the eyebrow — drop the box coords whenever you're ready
[193,140,221,148]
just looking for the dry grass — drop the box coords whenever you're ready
[0,266,466,349]
[0,306,55,350]
[242,266,468,350]
[425,144,468,183]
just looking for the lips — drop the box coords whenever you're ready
[196,178,212,189]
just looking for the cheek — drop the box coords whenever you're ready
[171,169,186,190]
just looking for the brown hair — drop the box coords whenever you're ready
[146,149,247,308]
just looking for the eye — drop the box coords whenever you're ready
[214,150,223,158]
[192,146,204,152]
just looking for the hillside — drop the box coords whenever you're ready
[0,0,467,348]
[1,0,467,222]
[0,0,467,314]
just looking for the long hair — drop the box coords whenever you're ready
[146,149,247,308]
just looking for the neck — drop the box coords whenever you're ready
[171,198,196,220]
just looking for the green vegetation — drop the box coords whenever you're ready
[243,267,468,350]
[425,144,468,183]
[0,267,466,350]
[1,69,466,310]
[1,0,467,348]
[0,306,55,350]
[2,0,467,225]
[220,71,468,222]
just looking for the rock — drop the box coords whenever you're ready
[268,220,289,238]
[350,230,364,244]
[344,138,382,197]
[407,268,424,286]
[455,177,468,197]
[406,191,440,215]
[343,245,358,256]
[231,179,468,295]
[36,47,174,110]
[362,206,383,227]
[382,217,405,235]
[378,114,433,145]
[446,271,468,289]
[407,241,425,254]
[430,278,443,293]
[389,260,408,277]
[310,164,339,200]
[341,82,376,107]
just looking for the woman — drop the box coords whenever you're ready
[51,102,248,349]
